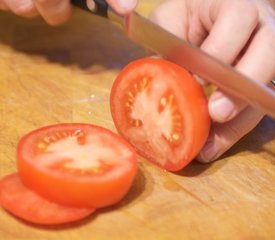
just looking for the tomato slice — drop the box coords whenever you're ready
[17,123,137,208]
[0,173,95,225]
[110,58,210,171]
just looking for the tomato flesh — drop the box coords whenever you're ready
[17,123,137,208]
[110,58,210,171]
[0,173,95,225]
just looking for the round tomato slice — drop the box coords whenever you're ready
[110,58,210,171]
[17,123,137,208]
[0,173,95,225]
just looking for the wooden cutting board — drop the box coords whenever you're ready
[0,1,275,239]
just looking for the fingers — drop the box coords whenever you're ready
[235,23,275,84]
[197,107,264,163]
[0,0,72,24]
[2,0,38,17]
[1,0,138,21]
[106,0,137,15]
[201,0,259,122]
[149,0,208,45]
[200,0,259,64]
[208,15,275,122]
[33,0,72,25]
[150,0,275,125]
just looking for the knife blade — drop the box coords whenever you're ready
[71,0,275,119]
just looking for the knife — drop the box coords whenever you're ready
[71,0,275,119]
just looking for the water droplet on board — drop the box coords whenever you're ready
[77,94,108,103]
[90,94,96,100]
[163,179,182,192]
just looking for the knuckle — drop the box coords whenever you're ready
[229,0,259,23]
[231,0,257,13]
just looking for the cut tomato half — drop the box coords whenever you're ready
[110,58,210,171]
[0,173,95,225]
[17,123,137,208]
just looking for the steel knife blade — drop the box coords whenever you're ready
[72,0,275,119]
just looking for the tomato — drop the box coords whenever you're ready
[110,58,210,172]
[0,173,95,225]
[17,123,137,208]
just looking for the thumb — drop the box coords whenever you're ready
[196,107,264,163]
[106,0,137,14]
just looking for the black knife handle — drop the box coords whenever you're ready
[71,0,108,17]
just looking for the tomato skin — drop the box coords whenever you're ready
[17,123,137,208]
[0,173,95,225]
[110,58,210,171]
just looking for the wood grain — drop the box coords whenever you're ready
[0,1,275,239]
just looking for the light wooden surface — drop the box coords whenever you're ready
[0,1,275,239]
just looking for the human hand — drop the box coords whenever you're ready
[150,0,275,163]
[0,0,137,25]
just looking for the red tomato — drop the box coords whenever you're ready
[17,123,137,208]
[0,173,95,225]
[110,58,210,171]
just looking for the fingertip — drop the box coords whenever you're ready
[197,107,264,164]
[107,0,137,15]
[209,95,235,123]
[208,92,250,124]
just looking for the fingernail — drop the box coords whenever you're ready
[209,96,235,122]
[197,140,220,163]
[117,0,137,11]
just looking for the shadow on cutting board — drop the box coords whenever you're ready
[0,9,147,72]
[229,116,275,161]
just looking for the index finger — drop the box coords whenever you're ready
[200,0,259,64]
